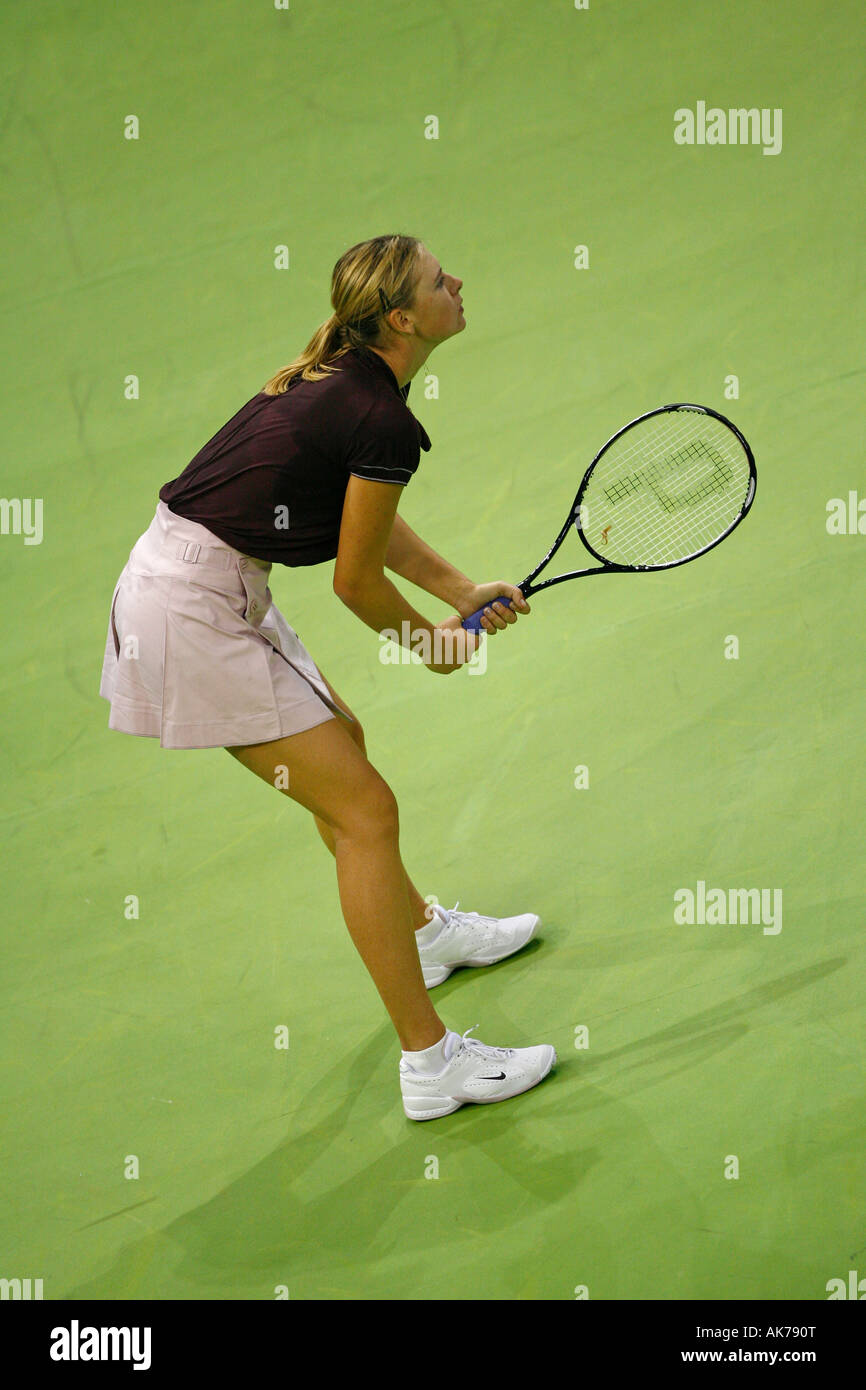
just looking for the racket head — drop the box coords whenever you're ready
[573,404,756,572]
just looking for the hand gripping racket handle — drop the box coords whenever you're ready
[461,595,515,632]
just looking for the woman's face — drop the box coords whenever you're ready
[404,246,465,343]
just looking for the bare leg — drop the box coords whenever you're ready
[225,716,445,1052]
[311,675,434,933]
[314,815,433,930]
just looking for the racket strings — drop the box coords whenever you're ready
[581,412,751,567]
[597,475,735,563]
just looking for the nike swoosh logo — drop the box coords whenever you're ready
[479,1072,506,1081]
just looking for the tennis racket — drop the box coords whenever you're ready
[461,403,756,632]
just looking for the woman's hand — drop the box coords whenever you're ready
[427,580,531,674]
[457,581,531,633]
[428,615,483,675]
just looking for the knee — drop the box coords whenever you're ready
[340,773,399,843]
[365,776,399,836]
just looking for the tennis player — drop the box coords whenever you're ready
[99,234,556,1120]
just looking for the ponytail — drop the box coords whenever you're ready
[262,234,422,395]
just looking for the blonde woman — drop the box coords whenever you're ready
[100,234,557,1119]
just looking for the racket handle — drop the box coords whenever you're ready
[461,595,514,632]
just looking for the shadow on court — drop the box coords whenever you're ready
[581,957,847,1075]
[63,957,843,1298]
[64,1013,594,1298]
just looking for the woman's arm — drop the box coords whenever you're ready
[384,510,532,628]
[333,476,478,672]
[383,513,474,611]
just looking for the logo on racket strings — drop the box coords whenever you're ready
[604,444,733,514]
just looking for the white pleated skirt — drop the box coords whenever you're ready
[99,501,352,749]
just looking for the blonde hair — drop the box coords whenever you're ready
[262,234,424,395]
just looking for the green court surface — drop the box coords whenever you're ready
[1,0,863,1302]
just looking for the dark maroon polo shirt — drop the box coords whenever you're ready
[158,346,432,566]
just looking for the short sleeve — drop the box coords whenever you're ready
[345,399,431,487]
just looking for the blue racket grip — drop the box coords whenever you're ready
[461,595,514,632]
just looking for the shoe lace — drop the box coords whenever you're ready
[444,901,498,928]
[458,1023,515,1060]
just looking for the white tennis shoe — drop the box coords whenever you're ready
[400,1025,557,1120]
[416,901,540,988]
